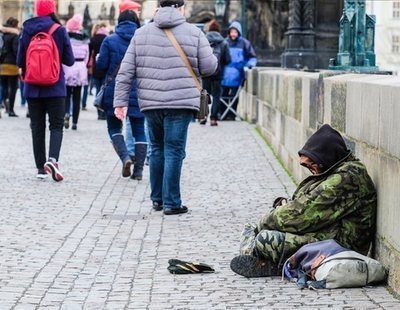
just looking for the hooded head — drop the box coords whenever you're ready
[66,14,83,32]
[119,0,141,13]
[159,0,184,8]
[298,124,350,173]
[118,9,140,27]
[35,0,56,17]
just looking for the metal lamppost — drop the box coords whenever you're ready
[241,0,247,37]
[215,0,226,30]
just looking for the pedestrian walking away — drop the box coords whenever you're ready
[89,23,109,120]
[96,9,147,180]
[201,19,231,126]
[17,0,74,181]
[0,17,20,117]
[63,14,89,131]
[114,0,217,215]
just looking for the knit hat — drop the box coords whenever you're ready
[159,0,185,8]
[66,14,83,32]
[298,124,350,172]
[208,20,220,33]
[35,0,56,17]
[119,0,141,13]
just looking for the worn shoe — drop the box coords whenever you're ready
[36,168,48,179]
[44,159,64,182]
[210,119,218,126]
[164,205,188,215]
[8,111,18,117]
[230,255,279,278]
[64,115,70,129]
[122,159,133,178]
[199,118,207,125]
[72,123,77,130]
[152,201,163,211]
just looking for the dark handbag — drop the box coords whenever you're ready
[164,29,210,120]
[93,85,106,112]
[199,89,210,119]
[93,65,120,112]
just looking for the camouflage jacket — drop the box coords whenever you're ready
[258,153,377,256]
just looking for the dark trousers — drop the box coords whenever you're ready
[66,86,82,124]
[203,78,222,120]
[28,97,65,169]
[0,75,19,112]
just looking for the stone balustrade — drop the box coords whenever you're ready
[239,67,400,294]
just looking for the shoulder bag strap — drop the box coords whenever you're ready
[48,23,61,35]
[164,28,202,92]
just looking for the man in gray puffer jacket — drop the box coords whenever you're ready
[114,0,217,215]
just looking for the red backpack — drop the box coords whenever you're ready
[24,23,61,86]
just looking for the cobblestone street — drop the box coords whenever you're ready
[0,101,399,309]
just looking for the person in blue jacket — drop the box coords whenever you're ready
[17,0,74,181]
[96,10,147,180]
[221,21,257,120]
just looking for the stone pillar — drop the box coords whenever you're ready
[282,0,317,70]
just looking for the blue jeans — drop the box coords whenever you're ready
[106,115,146,142]
[144,109,193,209]
[125,117,136,157]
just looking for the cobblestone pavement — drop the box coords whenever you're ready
[0,101,399,310]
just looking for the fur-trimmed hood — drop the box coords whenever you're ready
[0,25,20,35]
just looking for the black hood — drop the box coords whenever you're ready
[298,124,351,172]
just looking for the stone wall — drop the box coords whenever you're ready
[239,68,400,295]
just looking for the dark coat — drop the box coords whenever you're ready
[205,31,231,80]
[0,26,19,65]
[17,16,75,98]
[89,33,107,79]
[96,21,142,118]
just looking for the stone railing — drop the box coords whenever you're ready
[239,68,400,295]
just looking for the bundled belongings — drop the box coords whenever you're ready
[283,239,387,289]
[167,259,215,274]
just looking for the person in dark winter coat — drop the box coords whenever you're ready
[96,10,147,180]
[221,21,256,120]
[89,23,109,120]
[201,19,231,126]
[114,0,217,215]
[0,17,20,116]
[17,0,74,181]
[230,124,377,278]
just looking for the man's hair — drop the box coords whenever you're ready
[159,0,184,8]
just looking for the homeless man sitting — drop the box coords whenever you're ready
[230,124,377,278]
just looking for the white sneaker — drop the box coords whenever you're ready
[36,169,48,179]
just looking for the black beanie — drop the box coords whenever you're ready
[159,0,184,8]
[298,124,350,172]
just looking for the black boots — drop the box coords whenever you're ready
[131,143,147,180]
[111,134,132,177]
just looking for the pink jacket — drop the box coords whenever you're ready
[62,32,89,86]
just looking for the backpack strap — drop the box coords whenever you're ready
[48,23,61,35]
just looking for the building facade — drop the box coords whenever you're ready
[367,0,400,74]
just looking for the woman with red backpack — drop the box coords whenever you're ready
[17,0,74,181]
